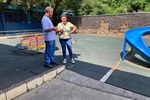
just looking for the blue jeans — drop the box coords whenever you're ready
[59,39,73,59]
[44,40,56,65]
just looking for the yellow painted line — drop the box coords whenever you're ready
[100,59,122,82]
[111,49,131,70]
[111,59,122,70]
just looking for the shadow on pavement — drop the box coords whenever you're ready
[106,69,150,97]
[0,43,60,90]
[65,60,110,80]
[1,43,149,97]
[120,49,150,68]
[61,56,150,97]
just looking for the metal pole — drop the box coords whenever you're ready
[122,38,127,61]
[1,10,5,34]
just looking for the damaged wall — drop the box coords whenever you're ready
[66,13,150,36]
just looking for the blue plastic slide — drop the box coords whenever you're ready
[122,26,150,63]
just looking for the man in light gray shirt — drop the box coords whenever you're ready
[41,7,58,68]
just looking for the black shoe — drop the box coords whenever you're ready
[44,64,53,68]
[50,62,59,65]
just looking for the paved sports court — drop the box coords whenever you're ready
[57,34,150,97]
[0,34,149,98]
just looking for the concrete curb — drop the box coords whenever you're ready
[4,82,27,100]
[0,32,43,39]
[57,70,150,100]
[26,75,44,91]
[0,65,65,100]
[0,90,6,100]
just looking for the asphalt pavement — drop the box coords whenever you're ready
[0,34,150,100]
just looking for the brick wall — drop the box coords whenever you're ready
[59,13,150,36]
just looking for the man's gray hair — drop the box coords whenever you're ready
[45,7,53,13]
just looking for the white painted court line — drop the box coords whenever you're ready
[100,69,114,82]
[100,59,122,82]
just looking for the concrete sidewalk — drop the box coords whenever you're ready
[14,79,130,100]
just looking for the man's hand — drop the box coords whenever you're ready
[44,27,58,32]
[53,27,59,31]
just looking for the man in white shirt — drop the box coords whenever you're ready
[41,7,58,68]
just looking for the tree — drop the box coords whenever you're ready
[78,0,109,15]
[0,0,13,11]
[9,0,65,20]
[1,0,150,16]
[127,0,146,12]
[44,0,64,14]
[78,0,150,15]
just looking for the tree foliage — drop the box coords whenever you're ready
[0,0,150,15]
[0,0,13,11]
[78,0,150,15]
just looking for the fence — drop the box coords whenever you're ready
[0,8,44,34]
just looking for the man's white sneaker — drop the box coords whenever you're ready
[63,59,67,64]
[70,58,75,64]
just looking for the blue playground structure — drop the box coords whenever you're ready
[122,26,150,63]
